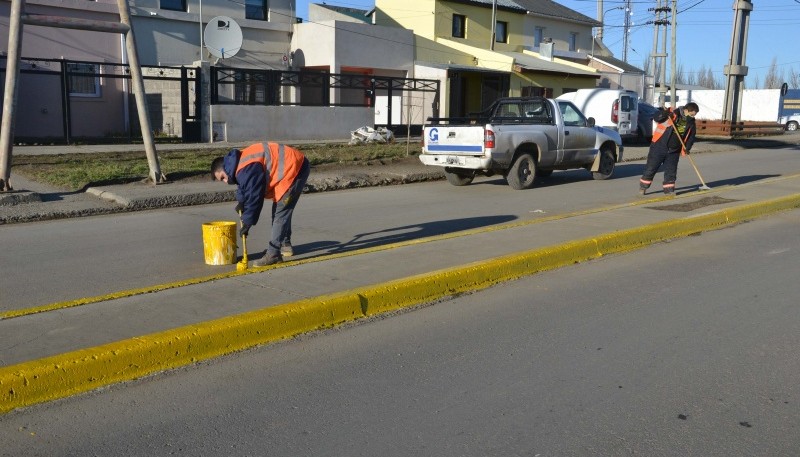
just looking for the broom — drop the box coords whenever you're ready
[237,209,248,271]
[668,116,712,191]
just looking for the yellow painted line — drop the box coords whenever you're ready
[4,171,800,320]
[2,193,800,414]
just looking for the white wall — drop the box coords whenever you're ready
[211,105,374,142]
[660,89,782,122]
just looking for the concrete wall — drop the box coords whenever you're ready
[211,105,374,142]
[129,0,294,68]
[667,89,782,122]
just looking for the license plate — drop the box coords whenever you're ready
[446,156,464,165]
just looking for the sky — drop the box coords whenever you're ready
[293,0,800,87]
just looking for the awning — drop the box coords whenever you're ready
[497,51,598,77]
[415,61,510,74]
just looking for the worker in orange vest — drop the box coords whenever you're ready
[212,142,311,266]
[639,102,699,196]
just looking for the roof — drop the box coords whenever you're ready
[314,3,371,21]
[510,0,600,26]
[499,51,598,77]
[448,0,527,13]
[590,54,644,74]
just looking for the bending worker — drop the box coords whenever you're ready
[212,142,311,266]
[639,102,699,196]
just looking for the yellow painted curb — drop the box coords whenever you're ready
[2,193,800,414]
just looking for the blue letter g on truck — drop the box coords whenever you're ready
[428,127,439,143]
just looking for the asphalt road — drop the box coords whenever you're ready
[2,204,798,456]
[2,145,800,312]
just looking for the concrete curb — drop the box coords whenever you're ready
[2,192,800,414]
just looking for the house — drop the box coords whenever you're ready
[374,0,600,117]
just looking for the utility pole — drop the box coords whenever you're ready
[650,1,670,106]
[722,0,753,123]
[669,0,677,107]
[622,0,632,63]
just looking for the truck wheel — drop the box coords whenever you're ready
[507,153,537,190]
[592,146,616,180]
[444,168,475,186]
[787,121,799,132]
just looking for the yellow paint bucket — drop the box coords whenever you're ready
[202,221,238,265]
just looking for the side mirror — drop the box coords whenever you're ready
[587,117,596,127]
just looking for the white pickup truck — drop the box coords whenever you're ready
[420,97,624,190]
[779,112,800,131]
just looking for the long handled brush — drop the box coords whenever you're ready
[669,116,712,191]
[237,210,248,271]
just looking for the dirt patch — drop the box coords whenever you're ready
[647,195,741,212]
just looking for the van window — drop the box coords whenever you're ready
[620,96,635,112]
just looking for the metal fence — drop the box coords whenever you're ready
[0,56,201,144]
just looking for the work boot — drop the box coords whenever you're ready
[254,253,283,267]
[280,240,294,257]
[638,188,647,196]
[663,190,675,197]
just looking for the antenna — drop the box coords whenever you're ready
[203,16,243,59]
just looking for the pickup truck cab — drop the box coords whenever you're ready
[421,97,623,190]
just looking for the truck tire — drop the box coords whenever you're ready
[787,121,799,132]
[507,153,537,190]
[592,145,616,180]
[444,168,475,186]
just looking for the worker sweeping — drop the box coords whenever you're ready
[638,102,699,196]
[212,142,310,267]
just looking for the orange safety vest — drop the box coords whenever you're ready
[235,142,305,202]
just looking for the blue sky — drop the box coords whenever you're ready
[294,0,800,87]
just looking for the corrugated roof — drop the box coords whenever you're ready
[499,51,598,76]
[590,54,645,74]
[510,0,600,26]
[450,0,528,13]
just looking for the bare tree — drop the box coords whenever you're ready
[788,67,800,89]
[763,57,782,89]
[674,62,686,85]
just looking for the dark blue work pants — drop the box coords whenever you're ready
[267,158,310,257]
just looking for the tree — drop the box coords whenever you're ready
[788,67,800,89]
[763,57,782,89]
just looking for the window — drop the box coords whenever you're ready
[160,0,186,12]
[534,27,544,47]
[67,62,100,97]
[569,32,578,51]
[246,0,268,21]
[452,14,465,38]
[495,21,508,44]
[558,101,588,127]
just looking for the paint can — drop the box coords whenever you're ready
[202,221,237,265]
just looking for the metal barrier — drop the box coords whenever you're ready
[696,120,785,138]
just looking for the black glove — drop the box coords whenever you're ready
[239,223,251,238]
[235,201,244,215]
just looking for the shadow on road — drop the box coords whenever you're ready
[298,214,518,256]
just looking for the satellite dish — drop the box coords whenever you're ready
[204,16,243,59]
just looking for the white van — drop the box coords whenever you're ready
[556,89,639,139]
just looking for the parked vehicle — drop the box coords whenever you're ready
[556,88,640,139]
[420,97,624,190]
[779,112,800,131]
[636,101,660,142]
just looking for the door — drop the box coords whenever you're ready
[616,94,638,136]
[557,101,597,165]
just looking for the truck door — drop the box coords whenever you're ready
[615,94,637,136]
[558,101,596,165]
